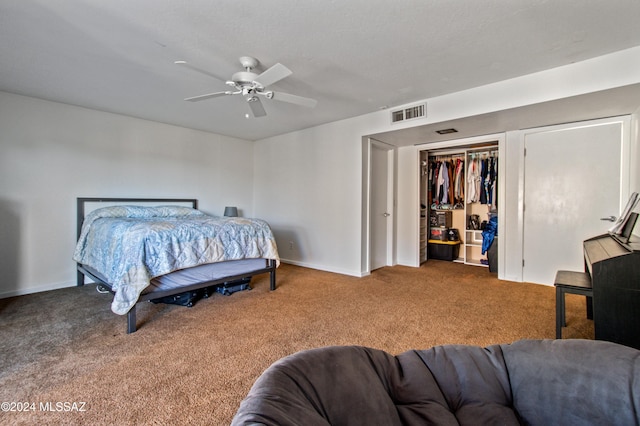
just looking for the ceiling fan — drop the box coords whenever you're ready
[175,56,317,118]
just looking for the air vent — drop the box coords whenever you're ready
[391,103,426,124]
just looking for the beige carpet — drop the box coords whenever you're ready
[0,261,593,425]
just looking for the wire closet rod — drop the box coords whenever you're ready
[469,149,499,158]
[427,144,498,158]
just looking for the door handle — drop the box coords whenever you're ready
[599,216,617,222]
[382,213,390,217]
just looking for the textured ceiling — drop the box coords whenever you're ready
[2,0,640,141]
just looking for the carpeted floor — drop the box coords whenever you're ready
[0,261,593,425]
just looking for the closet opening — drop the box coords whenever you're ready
[420,140,499,270]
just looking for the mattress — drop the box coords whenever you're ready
[145,259,269,293]
[83,259,268,295]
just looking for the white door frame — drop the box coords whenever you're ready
[364,138,396,273]
[415,133,506,277]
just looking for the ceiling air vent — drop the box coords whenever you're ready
[391,103,426,124]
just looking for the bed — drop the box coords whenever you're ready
[73,197,279,333]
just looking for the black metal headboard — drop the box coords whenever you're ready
[76,197,198,239]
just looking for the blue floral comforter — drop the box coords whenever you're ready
[73,205,279,315]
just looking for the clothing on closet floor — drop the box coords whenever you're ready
[481,214,498,255]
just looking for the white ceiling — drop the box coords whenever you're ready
[2,0,640,142]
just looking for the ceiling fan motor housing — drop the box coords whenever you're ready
[232,71,259,85]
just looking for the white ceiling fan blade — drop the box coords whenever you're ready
[174,60,226,81]
[253,63,292,87]
[184,91,232,102]
[270,91,318,108]
[247,97,267,117]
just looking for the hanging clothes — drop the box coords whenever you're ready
[437,160,449,204]
[466,157,479,203]
[447,159,455,205]
[429,160,439,205]
[491,156,498,207]
[487,155,496,206]
[480,156,489,204]
[453,158,465,207]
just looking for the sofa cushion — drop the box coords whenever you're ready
[502,339,640,426]
[398,344,519,425]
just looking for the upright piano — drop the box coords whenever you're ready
[584,233,640,349]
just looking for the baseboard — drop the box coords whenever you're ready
[0,280,76,299]
[279,259,365,277]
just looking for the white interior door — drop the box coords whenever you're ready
[523,117,629,284]
[371,142,392,270]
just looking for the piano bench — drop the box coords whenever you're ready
[554,270,593,339]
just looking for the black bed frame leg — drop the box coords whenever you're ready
[270,259,276,291]
[77,268,84,286]
[127,306,137,334]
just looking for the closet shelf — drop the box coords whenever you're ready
[465,258,489,267]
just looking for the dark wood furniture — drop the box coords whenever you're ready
[555,233,640,349]
[554,270,593,338]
